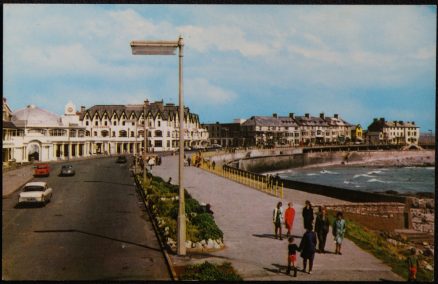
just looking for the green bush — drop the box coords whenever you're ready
[180,261,242,281]
[192,213,223,241]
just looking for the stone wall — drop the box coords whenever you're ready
[324,203,409,231]
[238,150,434,173]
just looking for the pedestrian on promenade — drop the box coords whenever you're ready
[212,161,216,170]
[332,211,346,255]
[407,247,419,281]
[302,200,314,230]
[273,202,284,240]
[315,206,330,253]
[286,236,299,277]
[299,224,317,274]
[187,156,191,166]
[284,202,295,237]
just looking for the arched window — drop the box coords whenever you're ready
[138,130,144,137]
[101,130,109,137]
[131,131,134,137]
[119,130,127,137]
[85,130,91,137]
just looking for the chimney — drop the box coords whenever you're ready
[373,118,378,122]
[144,99,150,106]
[81,106,86,113]
[320,113,325,119]
[289,113,295,119]
[412,121,415,125]
[305,113,310,118]
[273,113,277,118]
[334,114,339,119]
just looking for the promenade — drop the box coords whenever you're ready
[153,155,404,281]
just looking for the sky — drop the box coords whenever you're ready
[3,4,436,132]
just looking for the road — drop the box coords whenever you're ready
[2,157,170,280]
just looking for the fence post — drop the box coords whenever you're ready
[281,182,284,199]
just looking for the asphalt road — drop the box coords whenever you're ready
[2,157,170,280]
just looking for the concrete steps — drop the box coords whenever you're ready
[394,229,434,245]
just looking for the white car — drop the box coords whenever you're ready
[18,182,53,205]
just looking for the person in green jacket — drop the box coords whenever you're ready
[332,211,346,255]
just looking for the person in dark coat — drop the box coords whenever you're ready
[302,200,314,230]
[299,224,317,274]
[314,206,330,253]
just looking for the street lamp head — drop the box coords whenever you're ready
[178,35,184,47]
[130,40,179,55]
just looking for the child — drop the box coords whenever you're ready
[407,247,419,281]
[287,236,299,277]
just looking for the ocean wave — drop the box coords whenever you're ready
[353,174,374,179]
[307,173,319,176]
[320,170,338,174]
[425,167,435,170]
[367,178,387,183]
[367,170,383,175]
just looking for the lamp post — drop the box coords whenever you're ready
[131,36,186,256]
[143,100,148,183]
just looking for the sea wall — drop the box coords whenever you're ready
[324,203,409,231]
[239,150,435,173]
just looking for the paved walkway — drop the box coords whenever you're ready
[2,165,34,198]
[152,156,404,281]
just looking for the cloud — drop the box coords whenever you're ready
[186,78,236,105]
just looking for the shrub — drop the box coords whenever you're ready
[192,213,223,241]
[180,261,242,281]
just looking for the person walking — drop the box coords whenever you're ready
[315,206,330,253]
[284,202,296,237]
[332,211,346,255]
[407,247,420,281]
[299,225,317,274]
[273,202,284,240]
[286,236,299,277]
[302,200,314,230]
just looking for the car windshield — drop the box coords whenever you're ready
[36,165,48,169]
[62,165,72,169]
[23,186,45,192]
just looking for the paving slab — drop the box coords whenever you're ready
[152,155,404,281]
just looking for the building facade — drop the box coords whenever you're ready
[367,118,420,145]
[205,112,352,148]
[2,99,209,163]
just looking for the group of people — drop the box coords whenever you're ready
[272,200,346,276]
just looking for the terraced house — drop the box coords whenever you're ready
[367,118,420,145]
[213,112,352,147]
[2,98,209,164]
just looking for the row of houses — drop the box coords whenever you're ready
[203,112,420,148]
[2,98,209,163]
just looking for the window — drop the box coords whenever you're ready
[131,131,134,137]
[155,140,162,147]
[167,131,170,137]
[86,121,89,126]
[119,130,127,137]
[167,141,170,147]
[112,131,115,137]
[93,131,97,136]
[104,121,108,126]
[113,121,117,126]
[158,121,161,127]
[122,121,125,126]
[95,121,98,126]
[101,130,109,137]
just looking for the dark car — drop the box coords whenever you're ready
[116,156,127,163]
[59,165,75,176]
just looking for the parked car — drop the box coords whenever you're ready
[59,164,75,176]
[116,156,127,163]
[18,181,53,205]
[34,163,50,177]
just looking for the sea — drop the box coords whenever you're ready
[274,166,435,195]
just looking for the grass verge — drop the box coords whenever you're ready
[328,214,434,281]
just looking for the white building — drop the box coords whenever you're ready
[2,99,209,163]
[367,117,420,145]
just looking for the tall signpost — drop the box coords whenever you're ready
[130,36,186,255]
